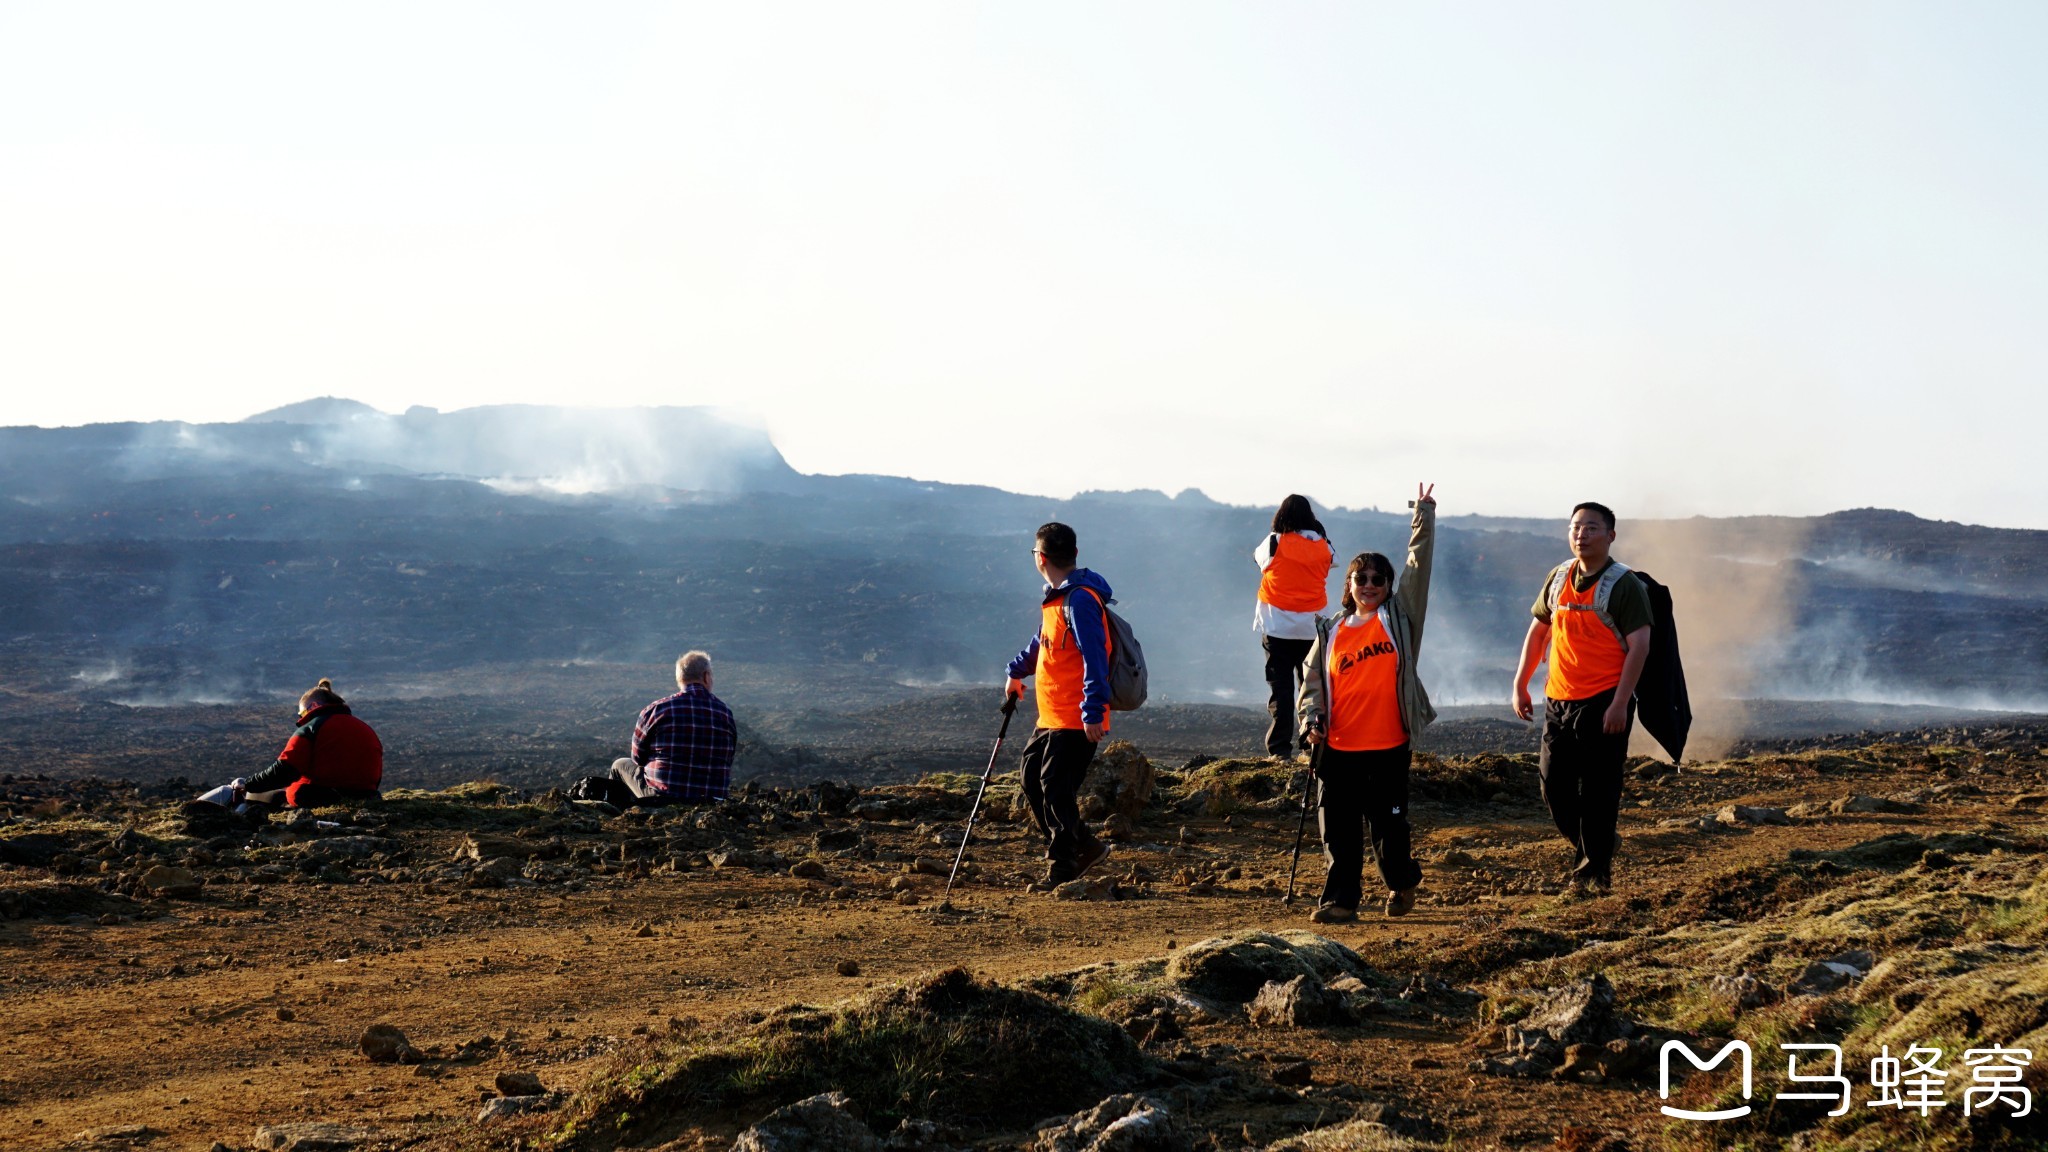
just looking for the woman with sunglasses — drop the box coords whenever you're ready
[1296,483,1437,922]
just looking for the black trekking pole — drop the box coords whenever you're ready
[940,694,1017,911]
[1284,739,1324,905]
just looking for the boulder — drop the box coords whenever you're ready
[139,865,202,899]
[1706,972,1775,1011]
[1716,805,1791,827]
[455,834,546,861]
[1053,876,1117,901]
[1247,976,1343,1029]
[1032,1093,1186,1152]
[251,1124,383,1151]
[495,1070,545,1096]
[1833,794,1920,815]
[357,1023,420,1064]
[464,857,522,889]
[477,1095,550,1122]
[732,1091,880,1152]
[304,836,396,861]
[1082,743,1156,822]
[1166,931,1370,1003]
[1788,952,1874,996]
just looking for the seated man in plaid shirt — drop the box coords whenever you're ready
[610,650,739,803]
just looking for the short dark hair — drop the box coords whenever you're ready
[1270,494,1326,537]
[1339,552,1396,615]
[1034,522,1078,567]
[1571,502,1617,531]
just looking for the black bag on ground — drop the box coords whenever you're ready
[566,775,637,806]
[1631,571,1692,762]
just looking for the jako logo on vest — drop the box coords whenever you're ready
[1336,640,1395,674]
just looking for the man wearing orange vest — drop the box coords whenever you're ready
[1006,522,1116,889]
[1511,502,1653,894]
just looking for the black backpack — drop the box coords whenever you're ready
[566,775,637,807]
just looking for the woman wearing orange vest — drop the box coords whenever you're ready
[1296,485,1437,922]
[1254,495,1335,759]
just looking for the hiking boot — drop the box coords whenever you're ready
[1309,904,1356,924]
[1038,862,1079,890]
[1386,888,1416,917]
[1075,839,1112,878]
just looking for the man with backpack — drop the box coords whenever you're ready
[1007,522,1119,889]
[1511,502,1652,894]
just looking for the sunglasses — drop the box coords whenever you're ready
[1350,571,1389,588]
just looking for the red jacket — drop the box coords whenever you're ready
[245,703,383,803]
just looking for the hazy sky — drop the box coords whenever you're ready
[3,3,2045,527]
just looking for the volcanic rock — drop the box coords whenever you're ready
[1706,972,1775,1010]
[1031,1093,1184,1152]
[1166,931,1371,1002]
[1834,794,1921,815]
[1054,876,1116,901]
[357,1023,420,1064]
[1082,743,1157,822]
[251,1124,383,1151]
[836,958,861,977]
[1247,976,1343,1029]
[477,1096,550,1122]
[464,857,521,889]
[1269,1058,1314,1086]
[139,865,202,899]
[495,1070,545,1096]
[1716,805,1792,827]
[733,1091,880,1152]
[1522,975,1630,1047]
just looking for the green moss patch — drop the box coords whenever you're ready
[551,967,1151,1149]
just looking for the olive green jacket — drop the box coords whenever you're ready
[1296,499,1437,744]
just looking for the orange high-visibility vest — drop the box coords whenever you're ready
[1326,613,1406,751]
[1259,533,1334,613]
[1545,563,1629,700]
[1037,588,1112,731]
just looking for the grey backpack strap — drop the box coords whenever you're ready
[1591,562,1632,643]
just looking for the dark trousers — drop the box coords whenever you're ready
[1540,688,1633,882]
[1262,635,1314,757]
[1018,727,1100,868]
[1316,743,1422,909]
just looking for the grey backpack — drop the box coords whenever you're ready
[1063,592,1149,711]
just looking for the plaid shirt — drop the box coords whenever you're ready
[632,684,738,801]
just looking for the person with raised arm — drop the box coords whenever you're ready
[1296,484,1437,921]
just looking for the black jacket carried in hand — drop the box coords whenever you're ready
[1631,571,1691,762]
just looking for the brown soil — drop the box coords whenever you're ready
[2,741,2043,1151]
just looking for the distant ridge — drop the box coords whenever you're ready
[242,397,387,424]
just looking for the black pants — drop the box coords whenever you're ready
[1018,727,1100,868]
[1540,688,1633,883]
[1316,743,1422,909]
[1262,635,1314,757]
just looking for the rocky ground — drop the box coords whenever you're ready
[3,724,2047,1152]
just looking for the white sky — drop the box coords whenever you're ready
[3,3,2045,527]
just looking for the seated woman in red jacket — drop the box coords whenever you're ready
[240,679,384,808]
